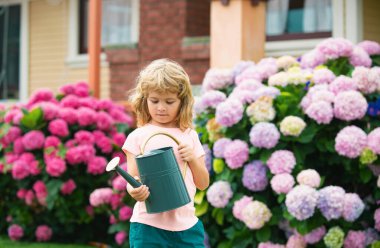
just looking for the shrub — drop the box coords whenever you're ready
[195,38,380,247]
[0,82,135,245]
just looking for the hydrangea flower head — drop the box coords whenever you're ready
[202,68,233,91]
[233,196,254,221]
[334,91,368,121]
[270,173,294,194]
[368,128,380,155]
[215,99,244,127]
[342,193,365,222]
[241,201,272,229]
[213,138,232,158]
[343,230,366,248]
[296,169,321,188]
[323,226,345,248]
[223,140,249,169]
[242,161,268,191]
[206,181,233,208]
[249,122,280,149]
[267,150,296,175]
[335,126,367,158]
[318,186,345,220]
[280,116,306,137]
[285,185,319,220]
[304,226,326,244]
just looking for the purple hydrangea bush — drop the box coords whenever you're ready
[0,82,135,246]
[195,38,380,247]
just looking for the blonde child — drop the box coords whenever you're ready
[122,59,209,247]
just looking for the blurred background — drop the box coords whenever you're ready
[1,0,379,103]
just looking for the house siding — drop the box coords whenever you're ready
[29,0,110,98]
[363,0,380,42]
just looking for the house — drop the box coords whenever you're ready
[0,0,379,103]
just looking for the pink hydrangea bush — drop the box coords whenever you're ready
[194,38,380,247]
[0,82,135,245]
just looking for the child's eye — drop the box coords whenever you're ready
[150,100,158,104]
[166,101,175,105]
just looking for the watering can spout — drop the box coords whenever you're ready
[106,157,142,188]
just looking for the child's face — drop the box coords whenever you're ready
[147,91,181,128]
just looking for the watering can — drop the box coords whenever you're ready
[106,132,191,214]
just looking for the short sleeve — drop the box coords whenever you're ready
[122,130,141,156]
[190,129,205,158]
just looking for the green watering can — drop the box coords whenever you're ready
[106,132,191,214]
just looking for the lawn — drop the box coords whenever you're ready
[0,236,96,248]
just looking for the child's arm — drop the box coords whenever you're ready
[126,151,150,201]
[178,144,209,190]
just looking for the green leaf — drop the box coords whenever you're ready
[268,207,282,226]
[255,225,271,242]
[216,210,224,225]
[371,55,380,67]
[371,241,380,248]
[359,167,372,183]
[283,209,294,221]
[224,226,236,240]
[249,146,259,155]
[46,179,63,210]
[108,222,129,234]
[233,235,253,248]
[295,221,309,235]
[298,123,318,144]
[115,123,130,134]
[195,201,208,217]
[212,208,225,225]
[277,194,286,204]
[0,123,11,139]
[58,144,67,159]
[213,158,225,174]
[194,190,206,205]
[259,150,273,163]
[21,108,29,115]
[218,169,231,181]
[217,241,232,248]
[325,139,335,153]
[20,107,44,130]
[44,147,55,155]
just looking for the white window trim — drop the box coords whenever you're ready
[0,0,28,103]
[66,0,139,68]
[265,0,363,57]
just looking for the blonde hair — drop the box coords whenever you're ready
[130,59,194,131]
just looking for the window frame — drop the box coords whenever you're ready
[0,0,28,103]
[265,0,363,57]
[66,0,139,68]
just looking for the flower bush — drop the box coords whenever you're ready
[195,38,380,247]
[0,81,135,246]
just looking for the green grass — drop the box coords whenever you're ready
[0,236,94,248]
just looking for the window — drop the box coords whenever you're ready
[78,0,138,54]
[266,0,332,41]
[0,4,20,100]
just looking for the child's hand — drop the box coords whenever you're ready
[178,143,196,163]
[126,176,150,202]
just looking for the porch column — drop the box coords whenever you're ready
[88,0,102,98]
[210,0,266,68]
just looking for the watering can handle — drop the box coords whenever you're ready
[140,132,187,178]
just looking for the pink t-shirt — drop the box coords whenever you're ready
[122,123,205,231]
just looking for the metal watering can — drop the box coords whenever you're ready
[106,132,191,214]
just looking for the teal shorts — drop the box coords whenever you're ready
[129,220,205,248]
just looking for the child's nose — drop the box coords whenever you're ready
[157,104,165,111]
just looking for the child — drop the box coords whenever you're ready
[122,58,210,247]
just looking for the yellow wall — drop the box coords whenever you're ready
[363,0,380,43]
[29,0,110,98]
